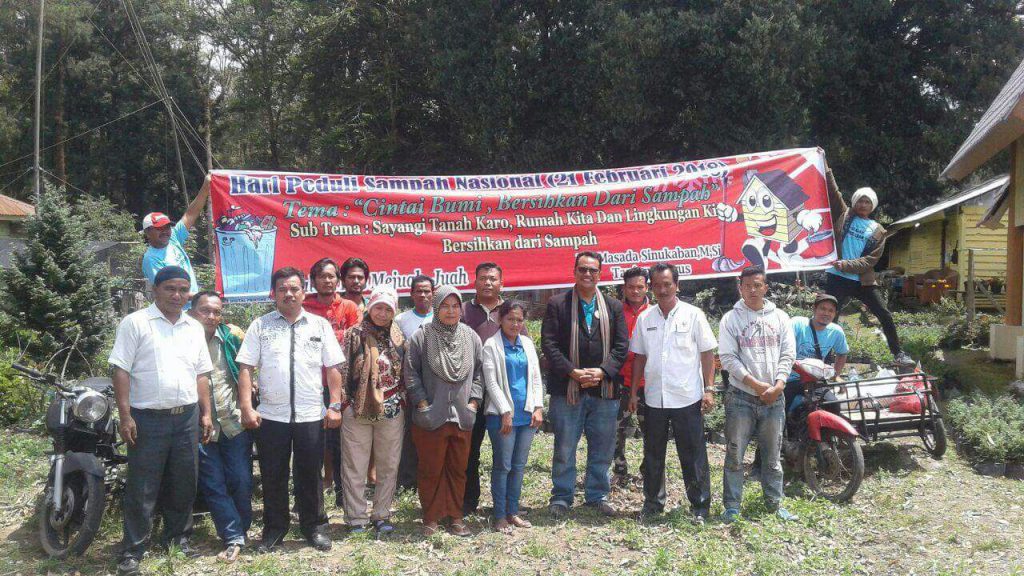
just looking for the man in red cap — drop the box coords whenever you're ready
[141,174,211,295]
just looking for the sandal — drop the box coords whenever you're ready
[493,518,512,534]
[421,522,440,537]
[508,515,532,529]
[374,519,395,537]
[448,521,472,537]
[217,543,242,563]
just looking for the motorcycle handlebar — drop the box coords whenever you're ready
[11,363,71,392]
[11,363,45,379]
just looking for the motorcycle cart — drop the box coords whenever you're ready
[818,368,947,458]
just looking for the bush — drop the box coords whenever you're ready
[841,321,891,365]
[939,313,997,349]
[900,325,943,360]
[946,393,1024,464]
[0,351,44,426]
[704,400,725,435]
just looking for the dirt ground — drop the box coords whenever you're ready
[1,426,1023,576]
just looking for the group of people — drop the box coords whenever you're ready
[109,170,905,575]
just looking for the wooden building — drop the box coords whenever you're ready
[887,176,1009,298]
[941,53,1024,367]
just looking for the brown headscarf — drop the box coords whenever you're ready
[346,302,405,418]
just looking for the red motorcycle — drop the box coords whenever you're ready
[782,361,864,503]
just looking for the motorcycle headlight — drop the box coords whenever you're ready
[72,390,109,423]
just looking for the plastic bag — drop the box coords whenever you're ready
[890,373,926,414]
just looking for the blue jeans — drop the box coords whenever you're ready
[722,388,785,511]
[549,394,618,507]
[488,424,536,519]
[198,431,253,546]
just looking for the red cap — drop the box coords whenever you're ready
[142,212,171,230]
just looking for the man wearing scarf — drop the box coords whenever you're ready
[541,252,629,517]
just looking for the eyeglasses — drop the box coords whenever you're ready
[576,266,600,276]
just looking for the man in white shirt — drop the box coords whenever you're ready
[108,266,214,576]
[628,263,717,523]
[395,274,434,339]
[236,267,344,553]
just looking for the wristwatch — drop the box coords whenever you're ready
[328,402,343,413]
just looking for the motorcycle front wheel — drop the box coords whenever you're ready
[38,471,105,558]
[801,432,864,503]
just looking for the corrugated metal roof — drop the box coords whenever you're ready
[942,56,1024,181]
[0,194,34,218]
[891,175,1009,229]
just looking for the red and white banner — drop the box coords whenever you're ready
[210,147,837,301]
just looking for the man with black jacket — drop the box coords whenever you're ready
[542,251,629,517]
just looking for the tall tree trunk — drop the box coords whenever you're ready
[54,39,66,183]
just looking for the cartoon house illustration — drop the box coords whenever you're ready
[714,168,825,271]
[736,169,810,246]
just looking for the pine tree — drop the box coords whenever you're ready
[1,184,115,377]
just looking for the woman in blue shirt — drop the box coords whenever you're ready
[481,300,544,533]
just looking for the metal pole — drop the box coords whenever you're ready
[33,0,45,202]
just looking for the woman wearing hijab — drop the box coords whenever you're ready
[482,300,544,534]
[339,285,406,537]
[405,286,484,537]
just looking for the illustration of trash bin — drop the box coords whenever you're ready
[216,222,277,297]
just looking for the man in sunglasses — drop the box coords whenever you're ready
[542,251,629,517]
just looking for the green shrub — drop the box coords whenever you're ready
[939,313,997,349]
[222,302,274,331]
[900,325,943,361]
[0,353,44,426]
[704,400,725,434]
[946,393,1024,463]
[841,321,891,365]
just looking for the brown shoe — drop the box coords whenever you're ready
[586,501,616,517]
[508,515,532,529]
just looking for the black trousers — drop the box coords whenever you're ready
[642,402,711,515]
[463,409,487,514]
[121,405,198,560]
[257,419,328,538]
[613,386,647,477]
[826,274,902,355]
[322,388,343,499]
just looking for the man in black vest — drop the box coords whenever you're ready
[542,251,629,517]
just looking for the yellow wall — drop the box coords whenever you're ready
[887,204,1008,286]
[888,219,945,275]
[958,205,1008,283]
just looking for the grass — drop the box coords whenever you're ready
[2,425,1024,575]
[2,310,1022,575]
